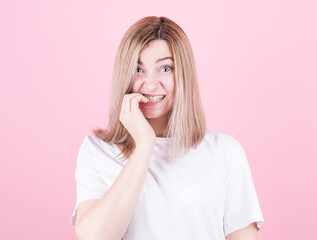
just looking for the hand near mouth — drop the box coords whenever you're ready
[119,93,156,146]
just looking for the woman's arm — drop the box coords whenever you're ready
[75,142,155,240]
[225,222,258,240]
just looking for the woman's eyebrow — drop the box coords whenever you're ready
[138,56,174,65]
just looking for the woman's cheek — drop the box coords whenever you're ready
[131,77,142,91]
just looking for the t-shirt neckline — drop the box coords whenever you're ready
[155,137,171,141]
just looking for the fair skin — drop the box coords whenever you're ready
[75,92,156,240]
[74,41,177,239]
[130,39,259,239]
[132,39,176,137]
[225,222,258,240]
[75,39,259,239]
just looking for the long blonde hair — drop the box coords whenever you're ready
[92,16,206,163]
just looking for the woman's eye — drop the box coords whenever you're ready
[137,66,173,73]
[161,66,172,72]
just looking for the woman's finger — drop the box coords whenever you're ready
[131,95,148,113]
[122,93,138,113]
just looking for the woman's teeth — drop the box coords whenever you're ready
[144,95,165,102]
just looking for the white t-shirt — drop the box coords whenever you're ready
[71,128,264,239]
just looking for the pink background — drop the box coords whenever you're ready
[1,0,316,239]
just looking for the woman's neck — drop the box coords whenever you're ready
[147,115,168,137]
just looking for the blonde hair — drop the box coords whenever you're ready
[92,16,206,163]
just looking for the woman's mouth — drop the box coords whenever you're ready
[142,95,166,105]
[144,95,165,102]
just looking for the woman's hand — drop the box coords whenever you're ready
[119,93,156,146]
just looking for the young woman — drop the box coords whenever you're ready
[71,16,264,240]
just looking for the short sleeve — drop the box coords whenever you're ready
[223,145,264,237]
[70,136,108,226]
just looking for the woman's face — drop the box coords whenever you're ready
[132,39,176,120]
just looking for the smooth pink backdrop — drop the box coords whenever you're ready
[1,0,316,239]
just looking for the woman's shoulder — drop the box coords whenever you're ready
[79,134,120,156]
[205,128,246,154]
[204,128,248,171]
[80,135,101,148]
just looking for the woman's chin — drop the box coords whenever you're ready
[140,106,171,120]
[141,111,160,119]
[144,114,160,119]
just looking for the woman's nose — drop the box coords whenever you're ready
[144,75,160,91]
